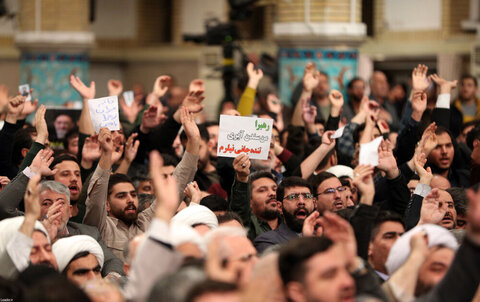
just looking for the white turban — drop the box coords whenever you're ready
[0,216,50,278]
[170,204,218,230]
[53,235,104,272]
[170,223,206,253]
[386,224,458,275]
[326,165,354,179]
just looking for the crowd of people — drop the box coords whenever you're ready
[0,59,479,302]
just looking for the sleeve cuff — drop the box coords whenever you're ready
[23,166,38,179]
[414,183,431,197]
[148,218,171,243]
[435,94,450,109]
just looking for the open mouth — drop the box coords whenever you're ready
[439,158,450,165]
[333,200,344,209]
[69,185,79,195]
[266,198,277,205]
[125,205,136,214]
[295,208,307,219]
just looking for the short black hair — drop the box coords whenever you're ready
[347,77,365,90]
[204,121,219,128]
[278,236,334,285]
[108,173,135,196]
[277,176,312,202]
[63,127,79,151]
[185,280,237,302]
[13,128,33,166]
[200,195,228,212]
[311,172,337,195]
[466,125,480,150]
[460,74,478,87]
[49,154,79,170]
[216,211,244,227]
[446,187,468,216]
[370,211,405,241]
[161,153,180,167]
[249,170,277,185]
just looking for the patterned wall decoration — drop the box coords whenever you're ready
[20,53,89,106]
[278,48,358,106]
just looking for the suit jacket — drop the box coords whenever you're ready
[0,171,125,276]
[254,223,299,253]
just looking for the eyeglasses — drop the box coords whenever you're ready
[317,186,346,195]
[284,193,315,201]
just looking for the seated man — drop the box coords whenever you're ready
[52,235,104,286]
[254,177,316,253]
[84,121,198,260]
[311,171,347,212]
[230,154,282,241]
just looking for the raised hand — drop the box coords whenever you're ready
[82,135,101,162]
[414,152,433,185]
[411,91,427,121]
[302,211,323,237]
[19,98,39,120]
[24,174,42,221]
[150,151,179,221]
[189,79,205,92]
[377,139,399,179]
[303,63,320,93]
[30,149,57,177]
[246,62,263,89]
[7,95,26,118]
[152,75,171,98]
[70,74,95,100]
[419,189,447,225]
[184,181,201,204]
[266,93,282,114]
[302,98,317,125]
[352,165,375,205]
[140,105,164,133]
[328,89,344,109]
[124,133,140,163]
[322,130,336,147]
[182,90,205,114]
[41,199,64,240]
[107,79,123,96]
[233,153,250,183]
[430,74,457,94]
[34,104,48,144]
[418,122,438,157]
[319,212,357,266]
[411,64,431,92]
[98,128,113,154]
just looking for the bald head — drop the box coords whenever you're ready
[430,175,451,190]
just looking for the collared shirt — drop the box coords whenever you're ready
[83,151,198,261]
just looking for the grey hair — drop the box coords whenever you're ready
[40,181,70,204]
[204,226,248,259]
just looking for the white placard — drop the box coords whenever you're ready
[18,84,31,102]
[359,136,383,167]
[331,126,345,139]
[123,91,134,107]
[217,115,273,160]
[88,96,120,133]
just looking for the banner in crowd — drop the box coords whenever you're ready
[217,115,273,160]
[278,48,358,106]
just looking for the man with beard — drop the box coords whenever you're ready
[427,126,469,187]
[341,77,366,122]
[312,172,347,212]
[84,119,199,260]
[254,176,316,253]
[230,154,282,241]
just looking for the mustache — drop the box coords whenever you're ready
[124,204,137,212]
[294,207,308,216]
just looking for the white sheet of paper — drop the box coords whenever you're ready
[217,115,273,160]
[331,126,345,139]
[88,96,120,133]
[123,91,134,107]
[18,84,31,102]
[359,136,383,166]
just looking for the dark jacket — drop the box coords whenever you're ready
[254,223,299,253]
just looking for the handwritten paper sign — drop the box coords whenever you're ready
[217,115,273,160]
[88,96,120,133]
[123,91,134,107]
[331,126,345,139]
[359,136,383,166]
